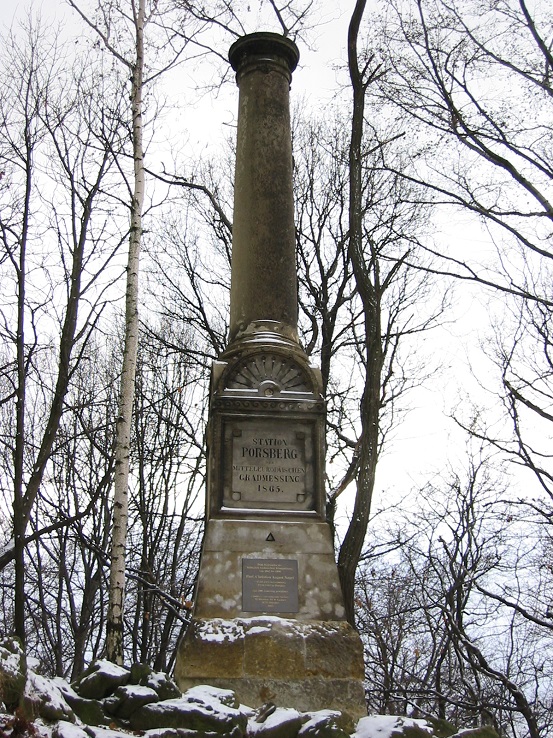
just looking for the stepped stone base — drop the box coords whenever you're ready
[175,616,366,728]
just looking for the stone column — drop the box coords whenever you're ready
[174,33,367,727]
[228,33,300,347]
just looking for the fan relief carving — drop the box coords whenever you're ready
[225,354,312,396]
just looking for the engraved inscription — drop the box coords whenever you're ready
[242,559,299,613]
[223,417,315,510]
[233,427,305,499]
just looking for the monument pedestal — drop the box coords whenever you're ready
[175,616,365,727]
[175,517,366,724]
[183,519,346,621]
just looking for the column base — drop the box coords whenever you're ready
[175,616,366,730]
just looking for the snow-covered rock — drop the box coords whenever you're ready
[25,673,76,723]
[105,683,159,719]
[0,637,26,708]
[0,652,499,738]
[129,694,248,734]
[298,710,349,738]
[248,707,303,738]
[353,715,432,738]
[71,660,130,700]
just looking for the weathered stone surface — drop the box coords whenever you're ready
[179,620,245,680]
[304,623,365,680]
[192,521,346,622]
[227,33,299,345]
[129,697,248,735]
[0,636,26,708]
[248,707,303,738]
[71,659,129,700]
[244,627,304,679]
[298,711,349,738]
[176,618,366,728]
[109,683,159,719]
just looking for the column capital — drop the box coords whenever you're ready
[229,32,300,77]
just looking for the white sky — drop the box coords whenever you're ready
[0,0,521,518]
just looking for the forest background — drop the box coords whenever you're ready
[0,1,552,737]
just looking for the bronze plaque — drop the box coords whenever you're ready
[242,558,299,613]
[223,418,315,510]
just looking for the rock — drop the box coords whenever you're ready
[53,720,90,738]
[248,707,304,738]
[23,673,75,723]
[109,683,159,719]
[71,660,129,700]
[298,711,349,738]
[146,730,240,738]
[146,671,182,701]
[129,697,248,735]
[450,729,498,738]
[130,662,152,684]
[353,715,432,737]
[0,636,27,708]
[86,725,152,738]
[137,730,181,738]
[183,685,241,710]
[60,689,109,727]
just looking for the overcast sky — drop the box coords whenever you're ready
[0,0,504,518]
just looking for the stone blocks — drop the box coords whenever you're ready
[175,617,366,728]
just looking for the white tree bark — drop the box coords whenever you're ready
[105,0,146,665]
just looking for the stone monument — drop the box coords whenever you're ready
[175,32,366,724]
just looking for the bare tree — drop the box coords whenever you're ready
[355,450,553,737]
[125,318,204,670]
[370,0,553,564]
[0,15,127,643]
[335,0,449,624]
[374,0,553,304]
[66,0,202,663]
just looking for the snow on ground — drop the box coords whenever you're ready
[0,649,481,738]
[353,715,432,738]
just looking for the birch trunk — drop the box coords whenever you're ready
[105,0,146,665]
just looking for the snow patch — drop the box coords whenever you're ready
[117,684,157,699]
[88,660,129,679]
[26,673,71,715]
[0,649,22,676]
[353,715,431,738]
[248,707,302,735]
[51,721,89,738]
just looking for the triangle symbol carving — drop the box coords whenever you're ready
[266,533,275,542]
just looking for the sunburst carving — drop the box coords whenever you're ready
[225,354,312,394]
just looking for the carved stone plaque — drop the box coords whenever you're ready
[242,558,299,613]
[222,417,315,511]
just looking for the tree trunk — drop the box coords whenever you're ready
[337,0,384,627]
[12,138,32,643]
[106,0,145,665]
